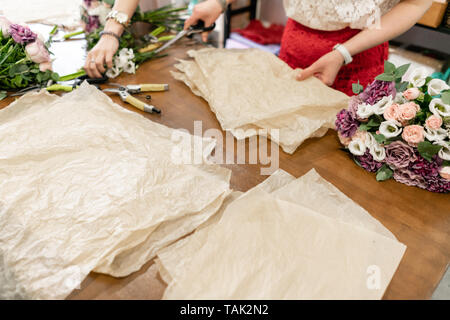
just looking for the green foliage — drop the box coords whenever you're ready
[0,90,6,100]
[441,90,450,104]
[359,116,382,132]
[376,164,393,181]
[417,141,442,162]
[352,80,364,94]
[376,61,411,84]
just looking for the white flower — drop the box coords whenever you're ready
[379,120,402,138]
[119,48,134,60]
[106,66,120,79]
[356,103,375,119]
[408,67,429,87]
[427,78,449,96]
[369,143,386,162]
[123,61,136,74]
[434,141,450,161]
[429,98,450,117]
[348,139,367,156]
[372,95,393,115]
[364,132,377,149]
[87,5,112,25]
[424,128,447,142]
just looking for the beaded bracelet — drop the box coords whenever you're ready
[99,31,121,43]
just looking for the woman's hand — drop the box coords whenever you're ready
[184,0,224,42]
[296,50,344,86]
[84,35,119,78]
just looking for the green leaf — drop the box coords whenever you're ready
[375,73,395,82]
[0,90,6,101]
[384,61,396,74]
[417,141,442,162]
[395,81,408,92]
[394,63,410,79]
[373,134,386,144]
[441,90,450,105]
[352,81,364,94]
[376,165,394,181]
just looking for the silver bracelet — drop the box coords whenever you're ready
[99,31,120,43]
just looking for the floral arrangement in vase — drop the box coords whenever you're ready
[335,61,450,193]
[0,17,59,97]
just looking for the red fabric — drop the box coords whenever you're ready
[279,19,389,96]
[235,20,285,45]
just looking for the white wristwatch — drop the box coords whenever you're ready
[333,44,353,65]
[106,10,129,26]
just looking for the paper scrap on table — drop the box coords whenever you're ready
[172,48,349,154]
[157,169,406,300]
[0,83,231,299]
[0,0,82,28]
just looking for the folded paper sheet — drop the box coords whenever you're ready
[0,83,231,299]
[172,49,349,154]
[157,169,406,300]
[0,0,82,28]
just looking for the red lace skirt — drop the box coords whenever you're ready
[279,19,389,96]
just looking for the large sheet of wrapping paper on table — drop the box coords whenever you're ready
[156,169,406,300]
[0,83,231,299]
[0,0,82,28]
[172,48,349,154]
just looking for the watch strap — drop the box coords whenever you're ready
[333,44,353,65]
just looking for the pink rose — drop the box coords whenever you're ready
[383,103,400,121]
[0,16,12,37]
[25,39,50,64]
[39,61,52,72]
[403,87,420,100]
[402,125,425,147]
[425,115,443,130]
[440,167,450,180]
[398,102,419,124]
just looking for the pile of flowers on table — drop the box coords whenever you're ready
[336,61,450,193]
[0,17,59,94]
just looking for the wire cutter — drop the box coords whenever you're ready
[103,83,166,114]
[153,20,216,55]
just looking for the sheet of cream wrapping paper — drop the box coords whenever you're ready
[0,0,82,28]
[157,169,406,300]
[0,83,231,299]
[171,48,349,154]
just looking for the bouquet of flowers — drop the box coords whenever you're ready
[335,61,450,193]
[0,17,59,95]
[78,0,186,79]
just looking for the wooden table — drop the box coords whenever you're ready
[1,41,449,300]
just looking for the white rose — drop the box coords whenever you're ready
[369,143,386,162]
[372,95,393,115]
[379,120,402,138]
[429,98,450,117]
[356,103,375,119]
[408,67,429,88]
[434,141,450,161]
[424,128,447,142]
[348,139,367,156]
[427,78,449,96]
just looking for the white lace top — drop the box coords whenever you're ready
[283,0,400,31]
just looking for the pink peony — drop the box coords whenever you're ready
[39,61,52,72]
[398,102,419,124]
[383,103,400,121]
[0,16,12,37]
[402,125,425,147]
[403,87,420,100]
[425,115,443,130]
[25,39,50,64]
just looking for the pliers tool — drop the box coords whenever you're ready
[102,83,168,114]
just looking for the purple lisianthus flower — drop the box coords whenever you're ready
[9,24,37,45]
[384,141,417,169]
[393,169,427,189]
[355,150,383,172]
[335,109,359,138]
[360,80,396,105]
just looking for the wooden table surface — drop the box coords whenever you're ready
[1,40,449,300]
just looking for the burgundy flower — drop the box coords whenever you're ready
[426,176,450,193]
[393,169,427,189]
[355,150,383,172]
[9,24,37,44]
[360,80,396,105]
[384,141,417,169]
[410,153,441,178]
[335,109,359,138]
[84,15,100,33]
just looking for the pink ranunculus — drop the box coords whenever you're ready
[398,102,419,124]
[440,167,450,180]
[403,87,420,100]
[39,61,52,72]
[0,16,12,37]
[425,115,443,130]
[383,103,400,121]
[25,39,50,64]
[402,125,425,147]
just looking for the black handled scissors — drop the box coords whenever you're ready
[153,20,216,54]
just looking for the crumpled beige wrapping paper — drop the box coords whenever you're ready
[157,169,406,300]
[172,49,349,154]
[0,83,231,299]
